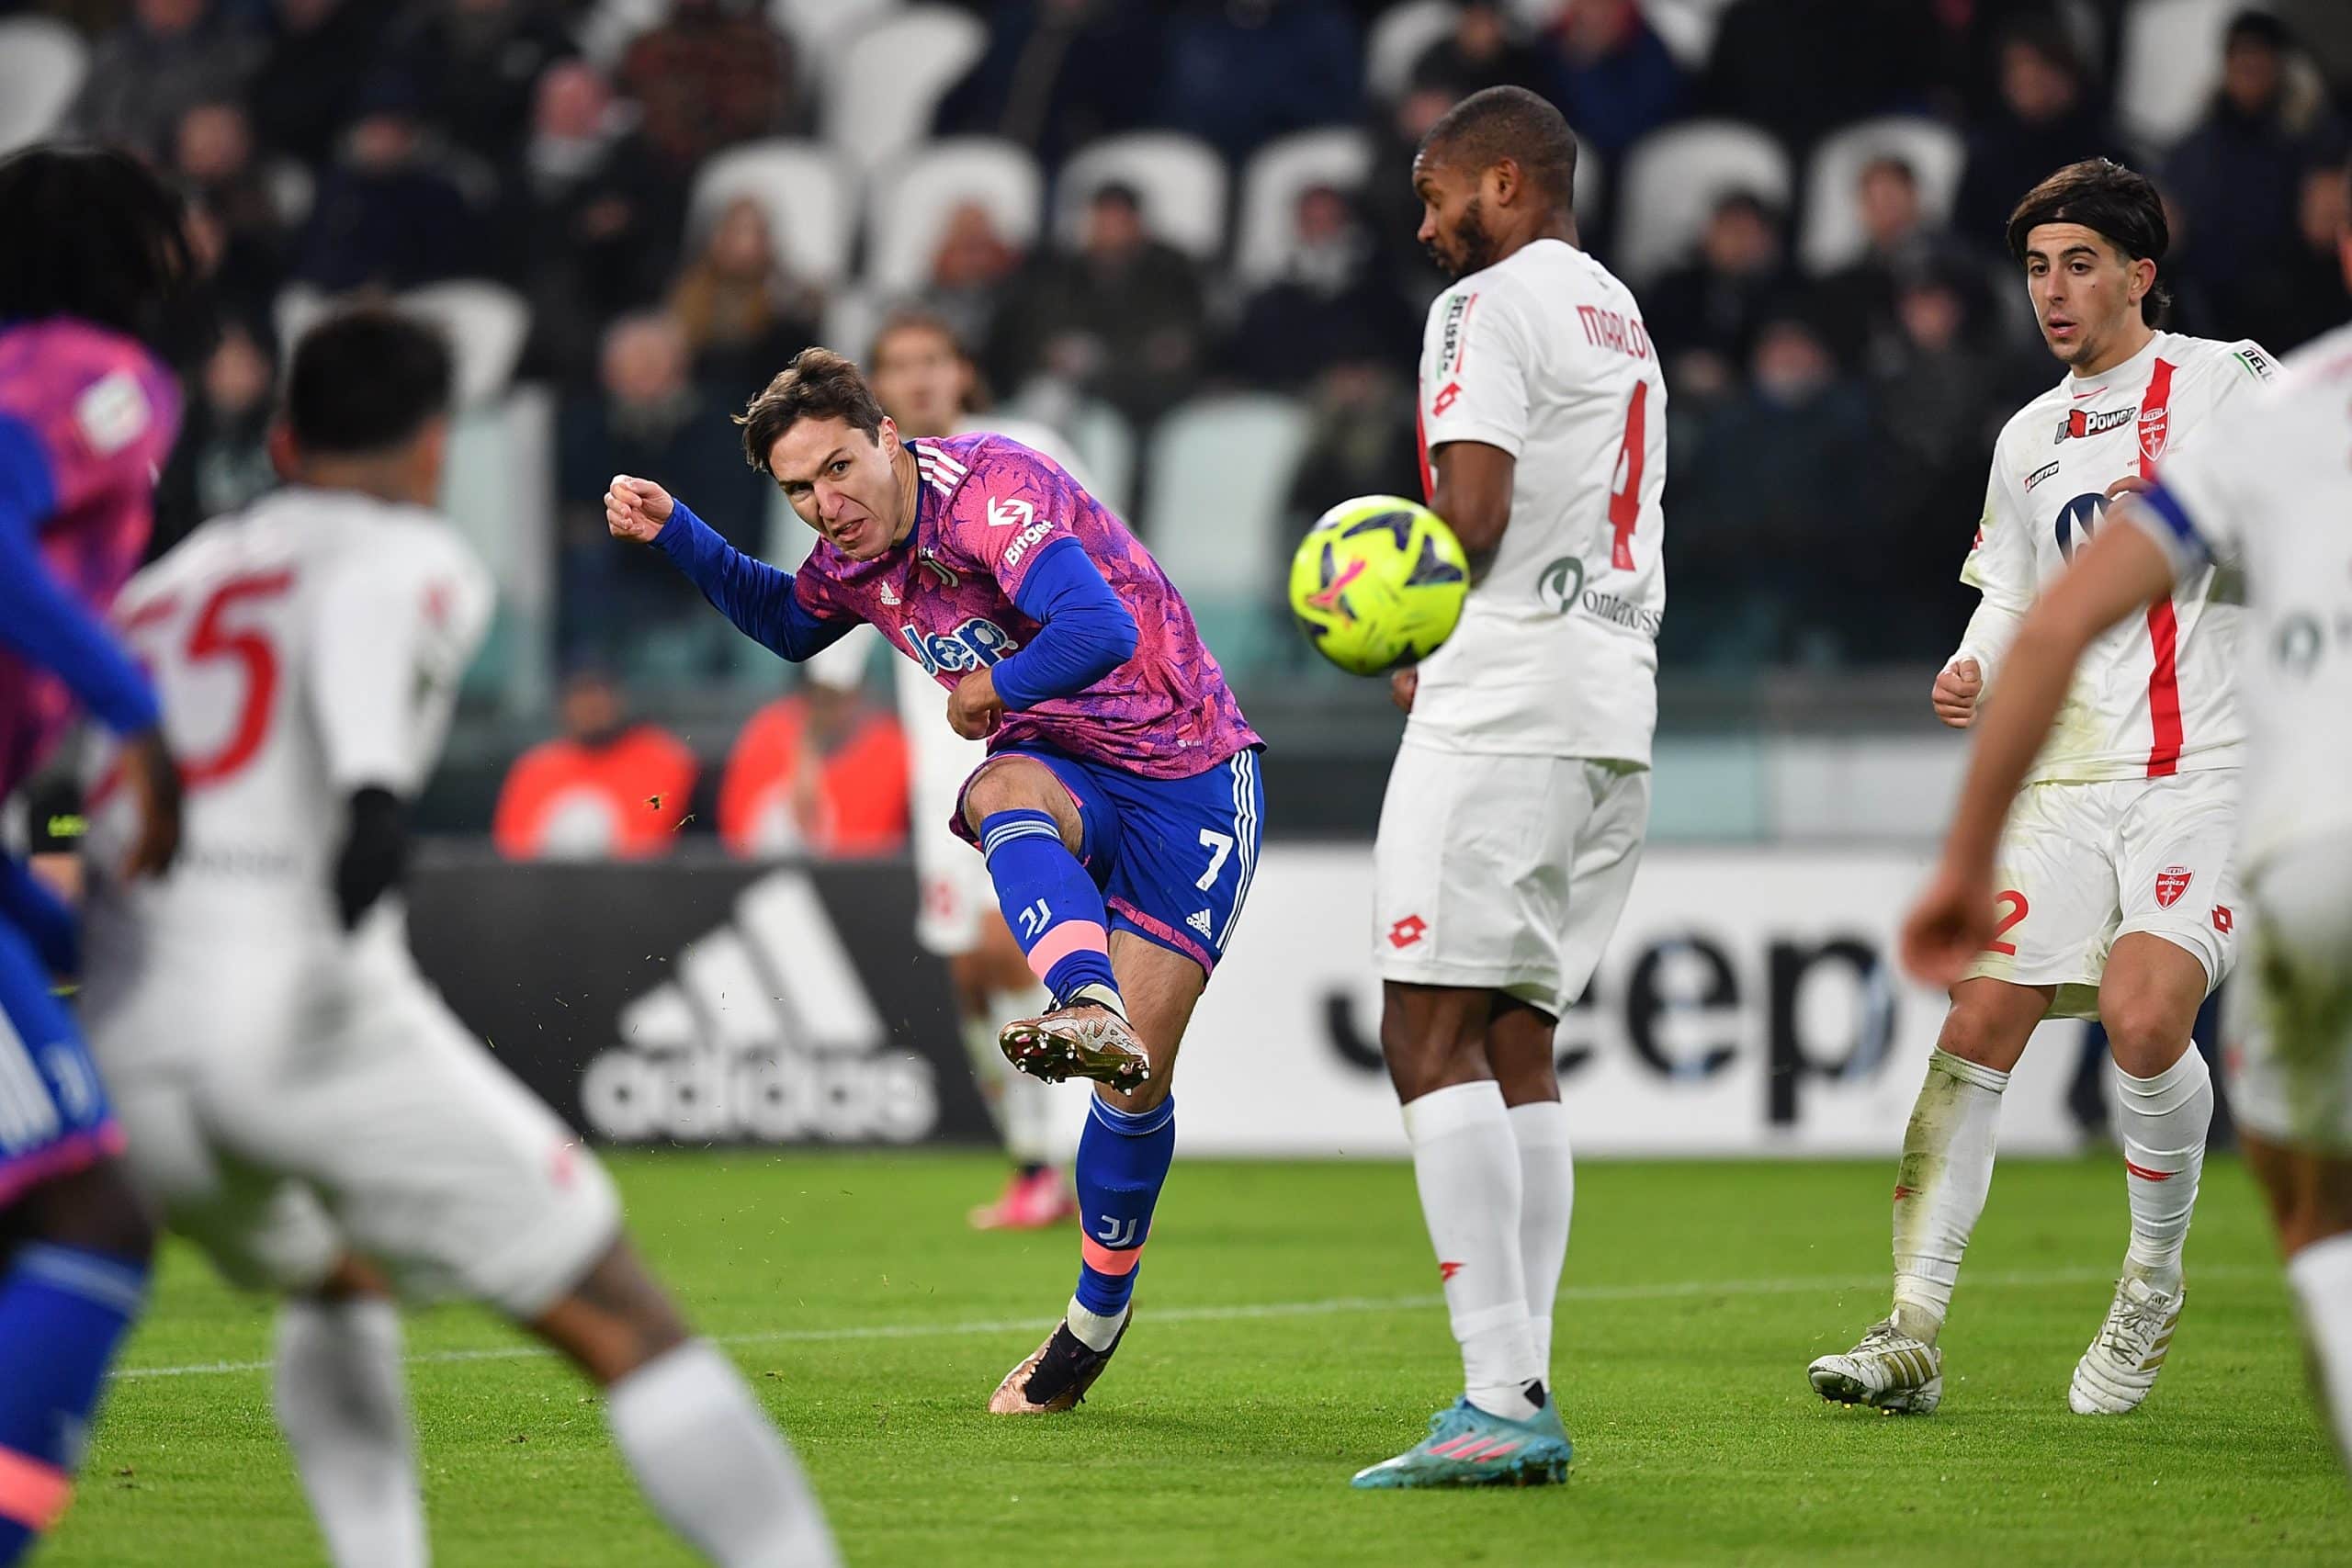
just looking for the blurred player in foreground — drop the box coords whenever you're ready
[861,308,1082,1231]
[1901,164,2352,1472]
[1809,160,2274,1417]
[1356,85,1666,1489]
[609,347,1263,1415]
[80,310,838,1568]
[0,144,189,1566]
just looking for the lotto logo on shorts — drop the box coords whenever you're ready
[1388,915,1428,949]
[2155,866,2194,908]
[2212,905,2233,933]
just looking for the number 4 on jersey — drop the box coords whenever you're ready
[1607,383,1648,572]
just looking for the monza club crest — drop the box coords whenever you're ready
[2155,865,2194,908]
[2139,404,2169,467]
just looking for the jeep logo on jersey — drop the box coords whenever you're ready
[2155,866,2194,908]
[1001,517,1056,569]
[1537,556,1586,615]
[2059,406,2135,442]
[899,616,1021,676]
[2054,492,2109,560]
[1438,291,1475,374]
[987,496,1035,530]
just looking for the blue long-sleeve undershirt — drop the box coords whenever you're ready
[990,536,1138,708]
[0,413,160,736]
[653,498,855,661]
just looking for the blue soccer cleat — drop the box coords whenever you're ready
[1351,1397,1574,1489]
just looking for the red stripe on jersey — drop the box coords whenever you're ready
[2139,358,2182,776]
[1414,396,1433,504]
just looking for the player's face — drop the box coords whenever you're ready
[1413,152,1498,280]
[2021,222,2151,369]
[869,326,972,438]
[767,415,910,560]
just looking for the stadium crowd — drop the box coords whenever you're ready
[6,0,2352,838]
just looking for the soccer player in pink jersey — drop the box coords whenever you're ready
[609,348,1263,1414]
[0,144,190,1564]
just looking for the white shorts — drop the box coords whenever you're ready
[87,943,620,1318]
[1963,770,2240,1020]
[2225,829,2352,1155]
[1374,744,1650,1017]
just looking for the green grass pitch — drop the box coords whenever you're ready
[48,1152,2352,1566]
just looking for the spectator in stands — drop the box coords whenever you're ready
[2169,10,2347,350]
[1362,83,1458,313]
[1283,359,1422,545]
[718,672,910,859]
[1645,190,1793,403]
[289,72,480,294]
[504,59,686,383]
[1546,0,1688,160]
[666,197,821,406]
[169,98,288,322]
[248,0,402,169]
[1702,0,1937,151]
[1408,2,1552,101]
[1951,17,2128,245]
[71,0,261,161]
[2273,158,2352,346]
[393,0,576,166]
[493,667,697,860]
[1667,309,1875,666]
[187,315,281,521]
[922,201,1025,372]
[992,181,1207,424]
[934,0,1163,170]
[617,0,798,175]
[1229,184,1416,389]
[555,312,765,674]
[1159,0,1361,163]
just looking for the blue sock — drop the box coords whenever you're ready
[0,1244,148,1562]
[1072,1095,1175,1336]
[979,809,1120,1006]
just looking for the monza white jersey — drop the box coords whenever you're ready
[2126,321,2352,876]
[1957,331,2276,783]
[81,486,493,956]
[1410,236,1667,761]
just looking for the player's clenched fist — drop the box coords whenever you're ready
[947,667,1004,739]
[1931,658,1983,728]
[1900,859,1996,989]
[605,475,674,543]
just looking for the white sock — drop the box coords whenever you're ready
[273,1298,424,1568]
[1066,1295,1128,1351]
[2288,1233,2352,1469]
[605,1340,841,1568]
[1403,1080,1542,1420]
[1508,1100,1574,1380]
[2113,1047,2211,1289]
[995,985,1058,1166]
[1891,1048,2009,1342]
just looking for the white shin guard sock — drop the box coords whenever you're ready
[1507,1100,1574,1378]
[2113,1047,2212,1287]
[273,1297,424,1568]
[1891,1048,2009,1341]
[605,1340,840,1568]
[1404,1080,1542,1418]
[2288,1233,2352,1468]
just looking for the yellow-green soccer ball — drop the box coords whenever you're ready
[1287,495,1470,675]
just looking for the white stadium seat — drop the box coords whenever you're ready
[1366,0,1459,101]
[0,17,86,156]
[1142,393,1311,605]
[1643,0,1736,70]
[819,286,884,364]
[1233,128,1375,288]
[576,0,664,68]
[866,137,1043,297]
[1613,118,1792,285]
[1054,133,1230,265]
[823,4,988,175]
[2119,0,2257,151]
[691,140,856,288]
[771,0,899,76]
[1798,116,1966,275]
[400,281,533,408]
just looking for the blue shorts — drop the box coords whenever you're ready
[956,745,1265,976]
[0,874,119,1212]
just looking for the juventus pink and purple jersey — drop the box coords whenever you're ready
[0,318,181,796]
[791,433,1260,778]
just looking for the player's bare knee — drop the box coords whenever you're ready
[18,1157,156,1263]
[1380,989,1486,1102]
[532,1237,691,1386]
[1935,1008,2026,1073]
[2098,998,2195,1078]
[961,760,1077,848]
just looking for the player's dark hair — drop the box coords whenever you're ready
[0,144,195,350]
[868,306,994,413]
[736,346,888,475]
[1419,85,1577,214]
[2006,158,2172,327]
[285,308,454,456]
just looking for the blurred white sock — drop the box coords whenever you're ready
[2288,1233,2352,1467]
[274,1297,424,1568]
